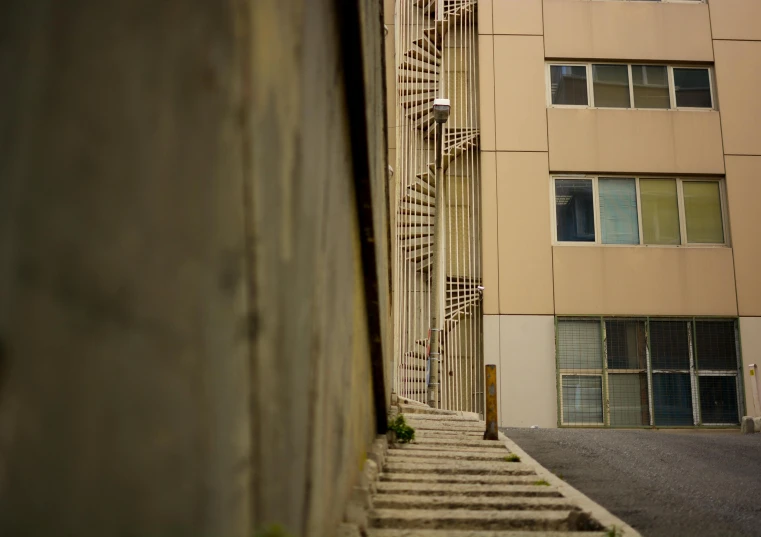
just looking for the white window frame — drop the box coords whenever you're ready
[546,63,592,108]
[551,175,729,247]
[546,62,715,111]
[670,65,715,111]
[590,62,633,110]
[559,373,605,427]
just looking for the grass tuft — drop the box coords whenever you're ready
[503,453,521,463]
[533,479,550,486]
[388,414,415,444]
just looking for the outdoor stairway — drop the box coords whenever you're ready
[368,406,613,536]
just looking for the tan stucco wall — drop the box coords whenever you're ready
[481,152,499,314]
[497,152,554,314]
[547,109,725,175]
[543,0,713,62]
[714,41,761,156]
[709,0,761,41]
[499,315,558,428]
[739,317,761,417]
[479,35,496,151]
[493,36,548,152]
[553,246,738,316]
[493,0,543,36]
[725,156,761,316]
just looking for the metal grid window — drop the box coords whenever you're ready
[556,317,742,427]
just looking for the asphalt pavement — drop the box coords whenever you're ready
[502,427,761,537]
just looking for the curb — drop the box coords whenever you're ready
[741,416,761,434]
[499,431,642,537]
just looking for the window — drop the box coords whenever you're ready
[557,317,740,428]
[547,63,714,110]
[552,176,727,246]
[593,64,630,108]
[599,178,639,245]
[673,68,712,108]
[550,65,588,106]
[555,179,595,242]
[683,181,724,243]
[640,179,680,245]
[632,65,670,109]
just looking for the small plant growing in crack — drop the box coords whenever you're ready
[605,526,623,537]
[503,453,521,462]
[254,525,295,537]
[388,414,415,444]
[533,479,550,486]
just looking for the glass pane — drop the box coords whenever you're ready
[599,178,639,244]
[683,181,723,243]
[650,320,690,370]
[557,320,602,369]
[609,373,650,426]
[606,319,647,369]
[555,179,595,242]
[653,373,694,426]
[699,376,739,424]
[550,65,588,105]
[674,68,712,108]
[592,64,630,108]
[695,320,737,370]
[562,376,603,425]
[632,65,670,109]
[640,179,680,245]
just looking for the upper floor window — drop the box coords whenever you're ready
[552,176,727,246]
[546,63,714,110]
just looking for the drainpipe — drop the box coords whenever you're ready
[428,98,450,408]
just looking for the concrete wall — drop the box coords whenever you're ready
[740,317,761,417]
[479,0,760,426]
[708,1,761,416]
[0,1,391,536]
[498,316,558,428]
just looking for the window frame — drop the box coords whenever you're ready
[550,175,729,247]
[546,63,592,109]
[546,61,715,112]
[556,316,741,429]
[670,65,715,110]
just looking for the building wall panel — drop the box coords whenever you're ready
[543,0,713,62]
[547,109,725,175]
[499,315,558,428]
[497,152,554,314]
[493,36,548,152]
[553,246,737,316]
[725,156,761,316]
[714,41,761,156]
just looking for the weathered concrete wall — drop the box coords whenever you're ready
[0,1,391,536]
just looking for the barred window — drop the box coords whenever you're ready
[556,317,740,427]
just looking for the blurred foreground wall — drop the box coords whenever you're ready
[0,1,391,536]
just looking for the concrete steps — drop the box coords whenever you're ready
[373,495,577,511]
[379,473,541,485]
[371,509,589,531]
[366,409,618,536]
[369,530,611,537]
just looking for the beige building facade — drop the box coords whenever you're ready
[479,0,761,428]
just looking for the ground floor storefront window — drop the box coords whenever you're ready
[556,317,742,427]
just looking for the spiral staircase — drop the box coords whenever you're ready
[395,0,482,409]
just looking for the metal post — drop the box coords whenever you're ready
[484,364,499,440]
[428,120,445,408]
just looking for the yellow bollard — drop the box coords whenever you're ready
[484,364,499,440]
